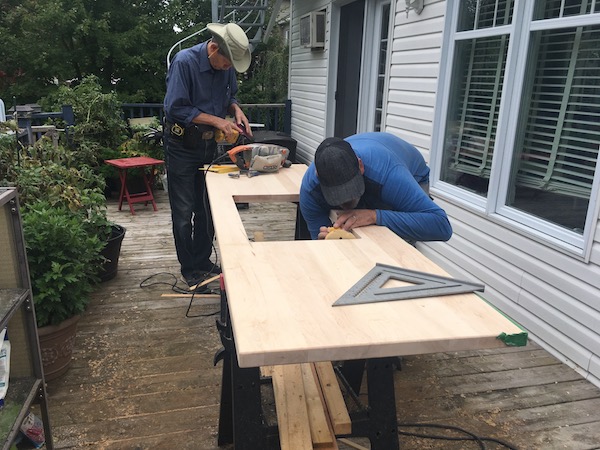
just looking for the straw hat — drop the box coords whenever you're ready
[207,23,251,73]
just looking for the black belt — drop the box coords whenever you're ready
[166,122,214,140]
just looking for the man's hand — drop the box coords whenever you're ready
[215,118,239,140]
[317,209,376,239]
[230,104,253,137]
[333,209,376,231]
[317,226,330,240]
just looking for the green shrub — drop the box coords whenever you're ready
[40,75,129,150]
[22,201,105,327]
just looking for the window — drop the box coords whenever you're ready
[435,0,600,252]
[374,3,391,131]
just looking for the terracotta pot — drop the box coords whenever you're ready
[98,224,126,282]
[38,314,81,381]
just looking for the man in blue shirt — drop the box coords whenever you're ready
[299,132,452,243]
[164,23,253,287]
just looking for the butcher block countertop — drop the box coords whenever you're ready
[206,164,525,368]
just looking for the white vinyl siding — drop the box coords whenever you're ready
[385,0,447,160]
[289,1,330,163]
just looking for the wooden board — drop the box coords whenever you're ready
[301,363,336,447]
[270,364,313,450]
[206,166,526,368]
[314,362,351,435]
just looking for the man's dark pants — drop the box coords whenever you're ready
[164,132,217,281]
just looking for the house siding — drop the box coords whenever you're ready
[289,0,600,387]
[385,0,447,161]
[289,0,331,163]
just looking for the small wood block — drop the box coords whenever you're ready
[260,365,274,378]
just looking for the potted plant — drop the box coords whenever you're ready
[14,153,123,379]
[22,200,105,380]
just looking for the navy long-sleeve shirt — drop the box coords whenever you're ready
[164,41,238,126]
[299,132,453,242]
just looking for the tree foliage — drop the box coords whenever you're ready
[238,29,289,104]
[0,0,288,106]
[0,0,212,104]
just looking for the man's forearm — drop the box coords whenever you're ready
[191,112,220,127]
[377,209,452,242]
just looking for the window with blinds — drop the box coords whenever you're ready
[509,25,600,210]
[440,35,509,195]
[458,0,514,31]
[436,0,600,245]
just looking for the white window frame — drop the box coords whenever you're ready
[357,0,394,132]
[431,0,600,260]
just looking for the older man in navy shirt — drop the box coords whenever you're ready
[164,23,253,288]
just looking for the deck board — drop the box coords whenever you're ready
[44,188,600,450]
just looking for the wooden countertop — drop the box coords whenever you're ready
[206,165,525,368]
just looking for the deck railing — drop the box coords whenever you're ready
[5,100,292,146]
[121,100,291,134]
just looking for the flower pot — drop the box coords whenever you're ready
[38,314,81,381]
[98,224,126,282]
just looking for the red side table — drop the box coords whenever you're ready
[104,156,165,215]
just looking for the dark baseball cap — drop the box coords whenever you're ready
[314,137,365,206]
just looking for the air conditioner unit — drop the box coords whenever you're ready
[300,11,325,49]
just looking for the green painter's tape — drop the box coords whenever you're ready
[476,294,529,347]
[497,332,528,347]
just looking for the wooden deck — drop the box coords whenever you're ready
[44,188,600,450]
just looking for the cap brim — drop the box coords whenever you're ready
[321,171,365,206]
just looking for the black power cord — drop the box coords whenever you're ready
[139,272,220,318]
[331,363,517,449]
[197,150,234,275]
[396,422,520,450]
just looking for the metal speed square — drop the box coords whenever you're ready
[333,263,485,306]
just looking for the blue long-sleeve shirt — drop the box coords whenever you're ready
[164,41,238,126]
[299,132,453,242]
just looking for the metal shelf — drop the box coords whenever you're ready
[0,188,53,449]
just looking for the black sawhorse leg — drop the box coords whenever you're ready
[215,288,271,449]
[339,357,400,450]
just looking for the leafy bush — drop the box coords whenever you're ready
[15,155,113,327]
[5,77,132,328]
[22,201,105,327]
[0,127,20,184]
[39,75,164,189]
[40,75,129,150]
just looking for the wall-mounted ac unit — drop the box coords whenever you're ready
[300,11,325,49]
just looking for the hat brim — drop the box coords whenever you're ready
[321,171,365,207]
[207,23,252,73]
